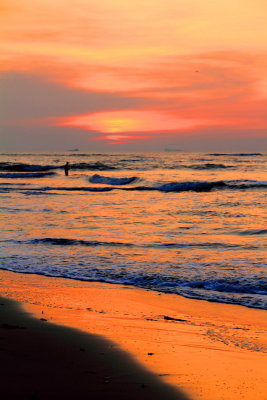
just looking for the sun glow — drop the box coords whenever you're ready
[56,110,213,135]
[99,134,146,144]
[98,117,139,133]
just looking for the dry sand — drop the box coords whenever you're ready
[0,270,266,400]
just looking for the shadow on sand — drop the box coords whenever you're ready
[0,296,192,400]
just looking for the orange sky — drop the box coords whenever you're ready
[1,0,267,151]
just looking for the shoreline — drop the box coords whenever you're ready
[1,270,266,400]
[1,269,265,313]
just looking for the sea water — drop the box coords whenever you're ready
[0,152,266,309]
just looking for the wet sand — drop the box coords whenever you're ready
[0,270,266,400]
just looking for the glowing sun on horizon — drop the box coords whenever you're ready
[56,110,210,138]
[99,117,138,133]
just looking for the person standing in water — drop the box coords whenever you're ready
[64,162,69,176]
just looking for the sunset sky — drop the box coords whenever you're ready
[1,0,267,151]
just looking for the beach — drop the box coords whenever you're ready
[1,270,266,400]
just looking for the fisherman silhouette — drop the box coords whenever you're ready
[64,162,69,176]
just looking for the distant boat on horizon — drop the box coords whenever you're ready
[68,148,80,152]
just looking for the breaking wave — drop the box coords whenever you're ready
[184,163,234,170]
[227,180,267,189]
[1,179,266,192]
[27,238,133,247]
[0,162,60,172]
[71,162,117,170]
[237,229,267,236]
[0,172,56,178]
[9,237,255,250]
[209,153,263,157]
[0,161,117,172]
[157,180,227,192]
[89,174,137,185]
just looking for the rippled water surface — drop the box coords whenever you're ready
[0,152,266,309]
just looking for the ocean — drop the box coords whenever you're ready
[0,152,266,309]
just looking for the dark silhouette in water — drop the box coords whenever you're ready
[64,162,69,176]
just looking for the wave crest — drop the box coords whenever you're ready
[0,172,56,178]
[29,238,133,247]
[158,180,226,192]
[209,153,263,156]
[0,162,59,172]
[89,174,137,185]
[185,163,233,170]
[71,162,116,170]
